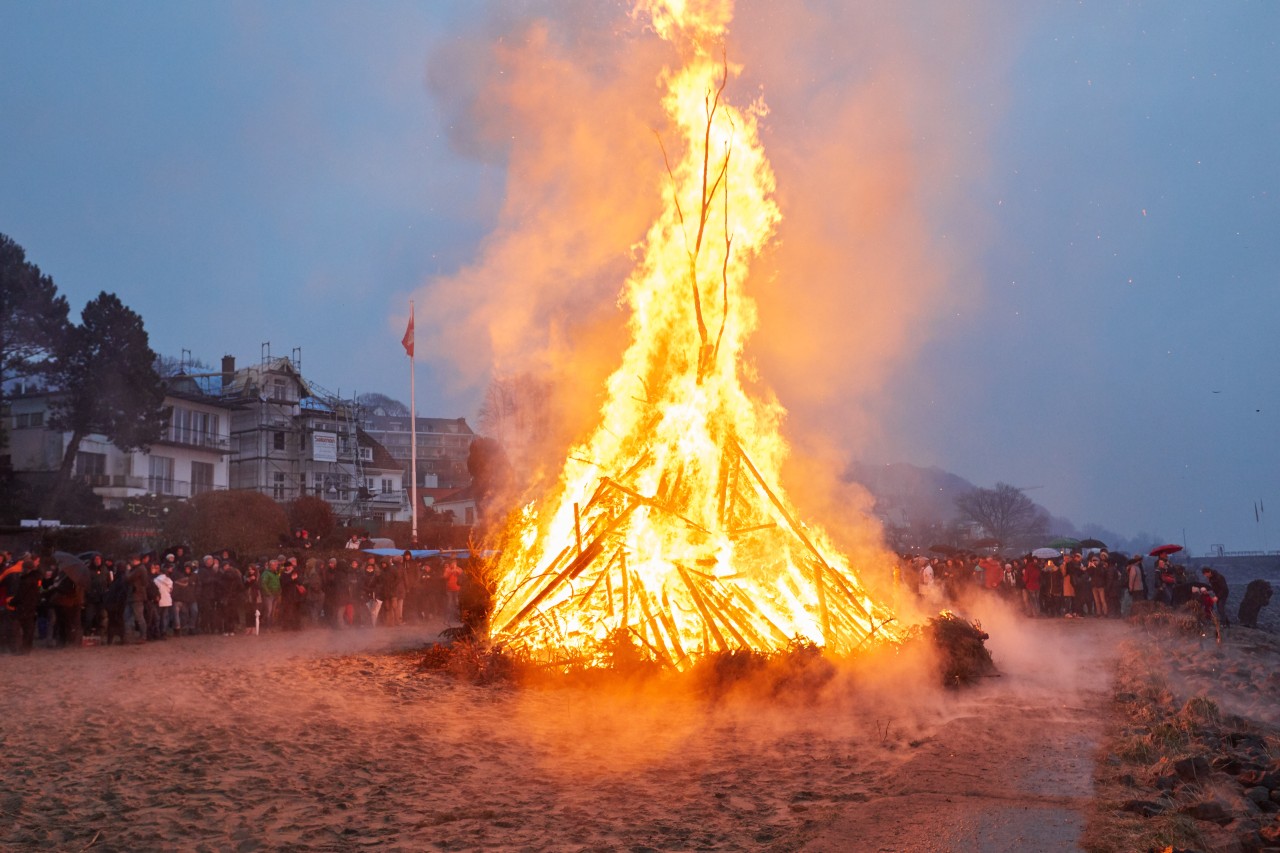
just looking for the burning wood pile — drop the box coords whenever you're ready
[488,0,901,670]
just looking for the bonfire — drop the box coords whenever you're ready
[489,0,901,669]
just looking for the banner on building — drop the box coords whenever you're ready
[313,431,338,462]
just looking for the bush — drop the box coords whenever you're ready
[286,495,336,541]
[187,490,289,558]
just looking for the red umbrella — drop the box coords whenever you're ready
[1148,544,1183,557]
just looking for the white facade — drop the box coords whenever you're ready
[5,389,232,508]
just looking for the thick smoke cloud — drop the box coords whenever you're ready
[411,1,1017,529]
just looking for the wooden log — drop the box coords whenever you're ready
[728,522,776,537]
[657,587,688,664]
[601,477,711,536]
[574,503,582,556]
[620,551,630,627]
[732,441,833,638]
[494,500,638,634]
[726,585,793,645]
[677,565,728,651]
[577,548,617,606]
[716,445,734,527]
[695,582,760,649]
[733,439,830,569]
[633,590,677,669]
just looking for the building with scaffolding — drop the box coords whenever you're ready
[217,349,408,525]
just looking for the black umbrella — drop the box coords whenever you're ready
[1079,538,1107,550]
[929,543,959,555]
[52,551,91,589]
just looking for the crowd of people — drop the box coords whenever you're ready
[0,547,465,654]
[2,542,1246,656]
[900,549,1231,626]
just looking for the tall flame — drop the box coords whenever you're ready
[490,0,900,668]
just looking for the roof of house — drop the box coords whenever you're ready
[431,483,477,507]
[357,429,402,472]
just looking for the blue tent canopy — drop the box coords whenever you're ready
[360,548,498,560]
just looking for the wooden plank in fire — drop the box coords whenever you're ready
[489,542,575,620]
[620,550,630,628]
[657,586,688,664]
[727,521,777,538]
[601,476,712,536]
[676,564,728,651]
[696,580,768,650]
[725,584,794,646]
[716,443,735,528]
[575,546,620,608]
[494,500,639,634]
[731,439,833,640]
[627,624,670,668]
[814,558,877,624]
[631,584,677,669]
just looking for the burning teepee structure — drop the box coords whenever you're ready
[488,0,900,669]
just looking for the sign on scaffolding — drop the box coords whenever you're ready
[312,431,338,462]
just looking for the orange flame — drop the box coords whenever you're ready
[490,0,900,668]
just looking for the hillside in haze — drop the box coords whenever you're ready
[845,461,1165,555]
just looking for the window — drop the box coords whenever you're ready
[273,431,286,451]
[271,378,288,401]
[272,472,286,500]
[360,447,373,462]
[464,507,476,525]
[191,461,214,495]
[381,478,393,494]
[149,456,175,495]
[75,452,107,478]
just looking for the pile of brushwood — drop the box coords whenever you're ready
[416,629,838,700]
[417,612,996,693]
[918,610,999,687]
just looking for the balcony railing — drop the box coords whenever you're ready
[78,473,225,498]
[157,426,231,452]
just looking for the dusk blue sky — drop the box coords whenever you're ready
[2,1,1276,553]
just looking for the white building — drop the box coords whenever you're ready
[4,377,234,508]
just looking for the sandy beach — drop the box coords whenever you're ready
[1,594,1156,853]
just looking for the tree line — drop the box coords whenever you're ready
[1,233,166,520]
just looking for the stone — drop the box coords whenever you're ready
[1216,756,1245,775]
[1121,799,1166,817]
[1247,788,1273,805]
[1175,756,1214,783]
[1182,800,1233,825]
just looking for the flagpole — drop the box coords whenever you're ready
[408,301,418,545]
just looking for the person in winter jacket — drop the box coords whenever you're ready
[154,565,175,637]
[259,561,282,630]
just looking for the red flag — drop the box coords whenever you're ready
[401,306,415,357]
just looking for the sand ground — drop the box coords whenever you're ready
[1,610,1125,852]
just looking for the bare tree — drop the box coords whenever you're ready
[954,482,1048,549]
[356,392,408,416]
[477,373,550,471]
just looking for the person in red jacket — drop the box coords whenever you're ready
[443,559,463,624]
[1021,559,1041,618]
